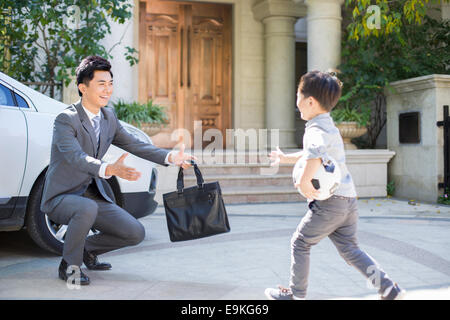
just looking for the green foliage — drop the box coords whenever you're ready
[0,0,139,98]
[345,0,449,40]
[112,99,169,128]
[337,4,450,147]
[331,80,372,127]
[331,105,371,127]
[437,188,450,204]
[387,180,395,196]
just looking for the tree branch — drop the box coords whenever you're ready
[107,18,133,55]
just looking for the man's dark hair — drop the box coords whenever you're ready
[298,70,343,112]
[76,56,113,97]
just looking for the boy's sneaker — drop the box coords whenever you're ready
[381,283,406,300]
[264,285,305,300]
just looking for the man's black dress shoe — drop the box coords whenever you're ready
[83,250,112,270]
[58,259,90,285]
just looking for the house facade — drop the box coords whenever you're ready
[63,0,346,150]
[60,0,450,202]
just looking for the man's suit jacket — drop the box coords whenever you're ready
[40,100,169,214]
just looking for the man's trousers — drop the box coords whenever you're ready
[47,184,145,266]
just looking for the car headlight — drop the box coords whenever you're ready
[121,121,153,145]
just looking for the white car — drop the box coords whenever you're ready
[0,71,160,254]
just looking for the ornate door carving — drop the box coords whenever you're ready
[139,1,231,148]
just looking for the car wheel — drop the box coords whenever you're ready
[25,174,101,255]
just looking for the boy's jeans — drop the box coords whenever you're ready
[290,195,394,298]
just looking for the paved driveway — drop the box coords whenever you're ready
[1,198,449,300]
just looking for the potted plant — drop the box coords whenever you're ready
[331,81,371,149]
[112,99,169,137]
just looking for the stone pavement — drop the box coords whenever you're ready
[0,197,449,300]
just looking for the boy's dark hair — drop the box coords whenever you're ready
[76,56,113,97]
[298,70,343,111]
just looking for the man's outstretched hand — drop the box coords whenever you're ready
[106,144,196,181]
[105,153,142,181]
[169,143,197,169]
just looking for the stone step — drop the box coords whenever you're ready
[184,163,293,175]
[220,186,305,204]
[181,161,297,203]
[184,173,293,188]
[189,150,300,164]
[156,149,394,204]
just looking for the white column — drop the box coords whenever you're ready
[305,0,344,72]
[252,0,306,149]
[264,15,298,148]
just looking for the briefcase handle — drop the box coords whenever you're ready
[177,160,205,193]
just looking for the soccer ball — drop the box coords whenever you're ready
[292,156,342,200]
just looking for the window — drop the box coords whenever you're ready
[14,92,29,108]
[0,83,15,107]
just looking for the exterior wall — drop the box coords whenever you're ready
[386,75,450,202]
[443,2,450,19]
[62,77,79,104]
[57,0,398,202]
[63,0,340,134]
[100,0,140,105]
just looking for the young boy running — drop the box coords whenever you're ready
[265,71,405,300]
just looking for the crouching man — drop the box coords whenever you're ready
[40,56,194,285]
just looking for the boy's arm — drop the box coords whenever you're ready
[295,158,321,199]
[284,150,304,163]
[269,147,303,165]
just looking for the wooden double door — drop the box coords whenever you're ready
[139,0,232,147]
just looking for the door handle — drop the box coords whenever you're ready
[180,27,184,87]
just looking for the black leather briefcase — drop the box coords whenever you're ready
[163,161,230,242]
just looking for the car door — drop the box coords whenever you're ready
[0,80,28,219]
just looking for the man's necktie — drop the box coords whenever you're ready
[92,115,100,144]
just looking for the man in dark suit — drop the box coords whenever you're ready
[41,56,194,285]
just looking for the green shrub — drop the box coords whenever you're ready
[112,99,169,128]
[331,105,371,127]
[437,188,450,205]
[331,80,372,127]
[386,180,395,197]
